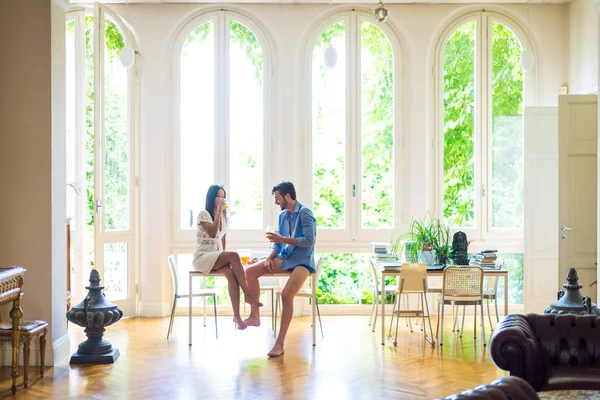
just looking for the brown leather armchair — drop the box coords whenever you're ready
[436,376,539,400]
[490,313,600,391]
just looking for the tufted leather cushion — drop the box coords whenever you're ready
[436,376,539,400]
[490,314,600,391]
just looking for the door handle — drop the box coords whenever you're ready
[561,225,573,231]
[95,199,102,212]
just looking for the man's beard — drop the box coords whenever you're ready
[280,198,287,210]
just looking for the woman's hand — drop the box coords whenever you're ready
[216,197,227,209]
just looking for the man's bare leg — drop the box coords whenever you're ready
[244,258,282,327]
[217,266,247,330]
[213,251,262,307]
[268,266,309,357]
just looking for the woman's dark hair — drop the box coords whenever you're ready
[272,181,296,200]
[205,184,226,220]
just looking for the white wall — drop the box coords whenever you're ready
[0,0,69,365]
[568,0,598,93]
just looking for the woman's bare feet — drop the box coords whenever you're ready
[243,315,261,327]
[244,295,263,308]
[267,343,284,357]
[233,316,247,330]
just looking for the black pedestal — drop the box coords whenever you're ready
[70,348,120,364]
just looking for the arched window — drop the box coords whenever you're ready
[437,11,529,241]
[310,12,398,243]
[176,13,267,234]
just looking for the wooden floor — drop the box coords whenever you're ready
[0,315,506,399]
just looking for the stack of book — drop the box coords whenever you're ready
[372,242,397,261]
[471,248,497,268]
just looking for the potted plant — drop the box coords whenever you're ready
[393,214,449,265]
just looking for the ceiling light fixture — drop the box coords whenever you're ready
[374,0,389,23]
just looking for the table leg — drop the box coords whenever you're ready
[10,295,22,394]
[381,271,385,345]
[189,274,193,346]
[504,273,508,316]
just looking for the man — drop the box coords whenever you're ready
[244,181,317,357]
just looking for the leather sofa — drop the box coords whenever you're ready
[489,313,600,391]
[436,376,539,400]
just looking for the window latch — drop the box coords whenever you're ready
[482,184,486,198]
[352,184,356,198]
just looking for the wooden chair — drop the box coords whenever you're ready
[167,255,217,339]
[388,263,435,347]
[435,266,486,347]
[0,320,47,388]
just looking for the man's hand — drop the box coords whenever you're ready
[264,257,276,275]
[267,232,285,243]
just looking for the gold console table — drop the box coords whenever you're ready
[0,266,26,394]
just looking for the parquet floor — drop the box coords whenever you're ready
[0,315,506,399]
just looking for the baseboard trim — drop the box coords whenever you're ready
[52,333,71,366]
[0,333,69,367]
[138,301,172,317]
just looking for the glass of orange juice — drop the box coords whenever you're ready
[221,199,228,210]
[266,225,277,239]
[239,249,251,266]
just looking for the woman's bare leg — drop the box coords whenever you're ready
[268,266,309,357]
[213,251,262,307]
[217,266,246,330]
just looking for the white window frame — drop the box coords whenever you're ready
[171,10,274,248]
[301,9,405,252]
[432,10,534,252]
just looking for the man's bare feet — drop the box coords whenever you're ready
[267,343,284,357]
[243,316,261,327]
[233,316,247,330]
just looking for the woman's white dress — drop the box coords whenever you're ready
[192,210,227,274]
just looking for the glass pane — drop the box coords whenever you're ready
[443,21,476,228]
[180,22,215,230]
[495,253,523,305]
[103,242,128,300]
[312,22,346,229]
[229,20,263,229]
[85,16,95,272]
[66,20,77,224]
[103,18,130,231]
[491,22,524,228]
[360,21,393,229]
[317,253,374,304]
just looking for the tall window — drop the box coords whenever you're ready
[311,13,396,242]
[441,13,524,239]
[178,15,265,232]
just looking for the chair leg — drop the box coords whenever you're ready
[460,305,466,338]
[440,302,445,346]
[316,300,324,338]
[167,295,177,339]
[271,289,275,334]
[388,292,399,339]
[486,299,493,331]
[23,337,30,388]
[369,293,376,327]
[422,292,435,347]
[481,301,487,346]
[494,296,500,322]
[274,294,280,338]
[393,292,403,346]
[436,302,440,338]
[372,292,379,333]
[473,304,477,339]
[213,294,218,339]
[40,330,46,377]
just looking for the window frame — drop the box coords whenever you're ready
[171,10,274,246]
[432,10,534,251]
[301,9,404,250]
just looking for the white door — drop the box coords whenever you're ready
[523,107,559,313]
[93,3,137,316]
[558,95,597,303]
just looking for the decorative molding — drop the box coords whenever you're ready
[52,0,71,12]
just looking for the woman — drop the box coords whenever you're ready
[192,184,262,330]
